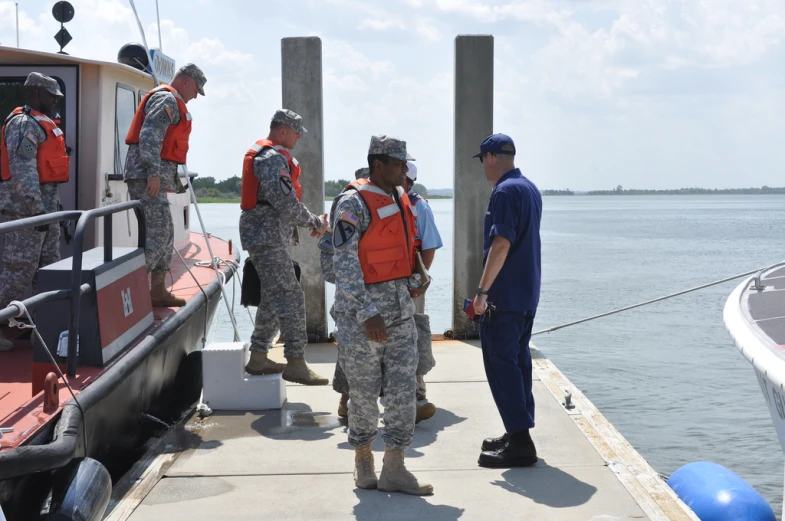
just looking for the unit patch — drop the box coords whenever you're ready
[332,220,356,248]
[280,173,293,195]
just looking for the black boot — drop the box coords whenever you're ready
[481,433,509,452]
[478,430,537,468]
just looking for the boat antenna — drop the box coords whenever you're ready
[15,3,19,47]
[127,0,159,86]
[155,0,163,52]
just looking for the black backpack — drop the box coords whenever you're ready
[240,258,301,307]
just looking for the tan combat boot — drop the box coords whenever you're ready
[353,444,378,489]
[150,272,186,307]
[415,401,436,424]
[378,446,433,495]
[245,351,286,375]
[338,393,349,418]
[282,357,328,386]
[0,330,13,352]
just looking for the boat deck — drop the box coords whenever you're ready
[742,265,785,352]
[107,341,697,521]
[0,233,235,450]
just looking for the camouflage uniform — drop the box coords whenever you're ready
[123,90,180,274]
[319,188,353,395]
[123,63,206,277]
[239,111,323,359]
[333,140,419,450]
[328,165,434,403]
[0,73,65,310]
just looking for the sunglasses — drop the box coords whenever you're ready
[479,152,494,164]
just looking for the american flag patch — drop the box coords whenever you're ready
[25,132,38,145]
[339,211,358,226]
[164,105,174,121]
[279,169,291,178]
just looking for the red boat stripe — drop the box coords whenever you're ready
[95,266,153,361]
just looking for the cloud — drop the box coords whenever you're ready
[0,2,43,37]
[434,0,570,25]
[323,39,396,81]
[359,18,406,31]
[415,18,441,42]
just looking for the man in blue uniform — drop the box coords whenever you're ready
[471,133,542,468]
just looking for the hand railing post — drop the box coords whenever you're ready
[104,214,113,262]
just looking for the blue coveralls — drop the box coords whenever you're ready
[480,168,542,434]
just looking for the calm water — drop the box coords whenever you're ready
[196,195,785,516]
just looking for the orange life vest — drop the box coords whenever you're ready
[1,107,69,184]
[345,179,417,285]
[240,139,302,210]
[125,85,191,164]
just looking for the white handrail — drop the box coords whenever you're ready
[724,272,785,392]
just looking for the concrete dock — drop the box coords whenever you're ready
[105,341,697,521]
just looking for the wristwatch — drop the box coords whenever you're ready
[476,287,488,296]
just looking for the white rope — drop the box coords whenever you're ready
[7,300,88,456]
[173,248,210,350]
[532,262,783,336]
[193,256,253,323]
[178,167,241,341]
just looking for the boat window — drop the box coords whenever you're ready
[114,84,136,178]
[138,90,148,106]
[0,76,67,133]
[0,77,26,126]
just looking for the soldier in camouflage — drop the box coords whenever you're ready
[320,167,370,416]
[326,164,435,425]
[0,72,65,351]
[240,109,329,386]
[332,135,432,495]
[124,63,206,307]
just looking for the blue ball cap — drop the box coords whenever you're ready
[472,133,516,158]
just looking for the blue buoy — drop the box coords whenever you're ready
[668,462,775,521]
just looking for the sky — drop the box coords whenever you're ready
[1,0,784,191]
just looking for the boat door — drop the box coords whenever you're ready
[0,64,78,257]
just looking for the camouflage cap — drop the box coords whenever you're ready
[178,63,206,96]
[24,72,63,97]
[272,109,307,133]
[355,167,370,180]
[367,135,414,161]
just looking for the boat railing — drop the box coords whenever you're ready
[724,262,785,392]
[0,201,145,376]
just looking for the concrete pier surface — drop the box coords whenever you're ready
[106,340,697,521]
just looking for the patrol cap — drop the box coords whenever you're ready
[178,63,206,96]
[355,167,370,180]
[367,135,414,161]
[472,133,516,158]
[405,161,417,182]
[24,72,63,97]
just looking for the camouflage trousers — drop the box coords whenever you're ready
[127,180,173,275]
[333,311,434,400]
[248,245,306,359]
[0,213,60,309]
[336,313,418,450]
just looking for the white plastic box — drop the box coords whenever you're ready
[201,342,286,410]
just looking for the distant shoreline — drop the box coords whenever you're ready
[196,190,784,204]
[542,188,785,196]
